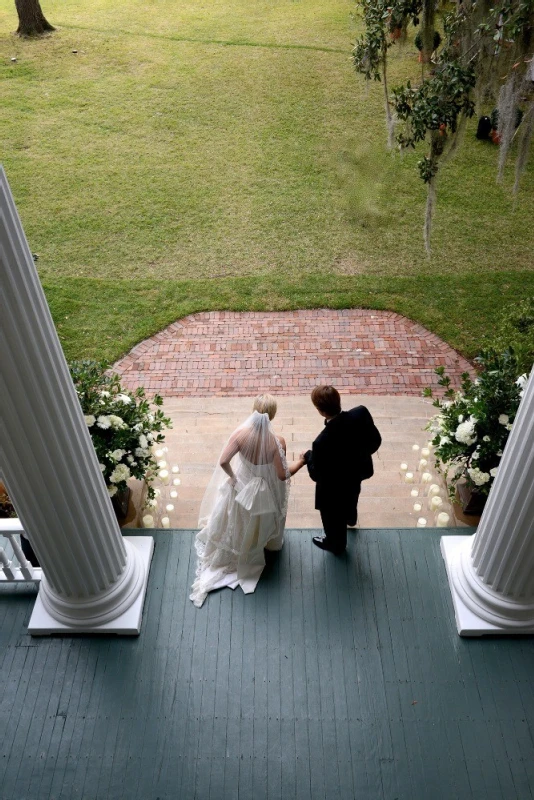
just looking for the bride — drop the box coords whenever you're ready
[190,394,305,607]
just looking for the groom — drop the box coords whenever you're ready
[303,385,381,554]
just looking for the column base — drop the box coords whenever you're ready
[28,537,154,636]
[441,536,534,637]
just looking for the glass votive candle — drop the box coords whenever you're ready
[404,472,414,483]
[436,512,451,527]
[170,490,178,499]
[154,448,165,459]
[418,458,428,471]
[421,472,432,484]
[159,469,170,485]
[399,463,408,478]
[421,447,431,458]
[172,478,181,486]
[428,484,441,497]
[416,517,427,527]
[171,465,180,474]
[412,444,420,453]
[413,503,422,513]
[157,460,167,469]
[142,514,154,528]
[165,504,174,513]
[429,495,443,512]
[410,489,419,498]
[161,516,170,528]
[154,488,161,498]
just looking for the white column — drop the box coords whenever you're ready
[0,167,153,634]
[441,367,534,635]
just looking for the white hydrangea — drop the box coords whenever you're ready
[110,464,131,484]
[458,414,464,423]
[84,414,96,427]
[490,467,498,478]
[498,414,509,425]
[97,415,111,429]
[471,450,480,460]
[483,435,490,442]
[133,423,143,432]
[505,423,513,431]
[467,467,490,486]
[497,450,503,457]
[439,435,450,446]
[116,393,132,405]
[455,418,477,445]
[110,449,126,462]
[108,415,125,429]
[107,485,118,497]
[100,390,111,399]
[135,447,149,458]
[516,374,528,398]
[127,455,135,464]
[138,433,148,449]
[99,463,106,472]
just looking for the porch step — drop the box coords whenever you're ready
[146,395,469,530]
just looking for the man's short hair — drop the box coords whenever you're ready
[311,385,341,416]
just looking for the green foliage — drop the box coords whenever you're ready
[424,350,527,496]
[69,361,172,501]
[393,62,476,147]
[351,0,390,81]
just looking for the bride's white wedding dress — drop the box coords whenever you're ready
[190,412,290,608]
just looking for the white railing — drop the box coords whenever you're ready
[0,519,42,583]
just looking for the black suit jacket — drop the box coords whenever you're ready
[306,406,381,513]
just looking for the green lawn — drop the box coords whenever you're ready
[1,0,532,363]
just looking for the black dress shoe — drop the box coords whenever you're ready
[312,536,344,555]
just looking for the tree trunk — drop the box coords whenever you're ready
[15,0,55,37]
[420,0,435,64]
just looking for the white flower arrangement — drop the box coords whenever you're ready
[424,351,526,499]
[70,361,172,504]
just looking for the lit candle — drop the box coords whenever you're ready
[421,447,430,458]
[410,489,419,497]
[170,490,178,499]
[430,496,443,512]
[165,504,174,513]
[436,512,451,528]
[412,444,420,453]
[399,462,408,476]
[172,478,181,486]
[413,503,422,512]
[404,472,414,483]
[142,514,154,528]
[416,517,427,527]
[418,458,428,471]
[421,472,432,484]
[154,449,165,459]
[157,460,167,469]
[159,469,170,485]
[171,465,180,474]
[161,516,170,528]
[428,484,441,497]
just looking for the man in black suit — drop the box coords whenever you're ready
[303,385,381,554]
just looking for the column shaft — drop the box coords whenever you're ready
[0,167,148,630]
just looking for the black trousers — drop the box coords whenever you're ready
[20,535,40,568]
[319,482,361,553]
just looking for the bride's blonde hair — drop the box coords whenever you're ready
[253,393,277,420]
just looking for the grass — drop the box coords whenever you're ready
[1,0,533,364]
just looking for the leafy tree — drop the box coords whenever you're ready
[353,0,534,251]
[14,0,55,37]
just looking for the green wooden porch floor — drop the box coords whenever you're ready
[2,529,534,800]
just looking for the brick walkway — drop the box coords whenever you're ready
[114,309,474,396]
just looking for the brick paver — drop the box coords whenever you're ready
[114,309,474,396]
